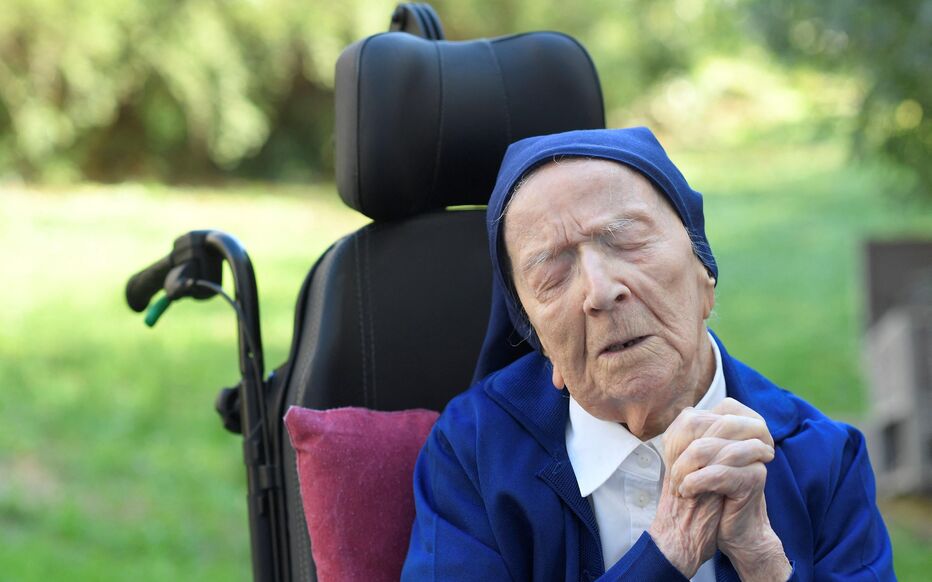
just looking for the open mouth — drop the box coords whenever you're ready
[602,335,649,355]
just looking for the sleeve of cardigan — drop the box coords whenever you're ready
[597,533,689,581]
[812,426,895,581]
[598,534,800,581]
[401,424,514,581]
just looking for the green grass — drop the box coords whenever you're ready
[1,136,929,579]
[678,139,930,415]
[0,183,368,580]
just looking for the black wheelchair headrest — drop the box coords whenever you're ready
[335,31,605,221]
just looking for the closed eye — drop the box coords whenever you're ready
[530,257,574,299]
[604,237,648,252]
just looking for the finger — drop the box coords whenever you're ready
[663,399,771,465]
[662,408,722,464]
[670,438,774,489]
[709,439,775,468]
[712,397,765,422]
[669,437,732,488]
[678,462,768,499]
[702,414,774,448]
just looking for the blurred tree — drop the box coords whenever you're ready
[0,0,752,182]
[748,0,932,197]
[5,0,915,186]
[0,0,397,182]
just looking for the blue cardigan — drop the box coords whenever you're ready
[402,334,895,581]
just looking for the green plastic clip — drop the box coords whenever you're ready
[145,295,172,327]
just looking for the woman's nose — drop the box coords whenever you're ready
[580,247,629,314]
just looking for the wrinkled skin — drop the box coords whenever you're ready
[667,399,790,580]
[504,159,791,579]
[654,398,789,578]
[504,159,716,439]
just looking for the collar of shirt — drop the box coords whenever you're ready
[566,330,726,497]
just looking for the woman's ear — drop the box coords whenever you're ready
[699,265,716,319]
[551,363,565,390]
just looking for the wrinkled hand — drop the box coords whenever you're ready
[648,407,728,578]
[669,399,791,580]
[648,475,723,577]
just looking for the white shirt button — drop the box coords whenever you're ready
[636,491,649,508]
[637,453,651,468]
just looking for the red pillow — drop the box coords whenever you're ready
[283,406,439,582]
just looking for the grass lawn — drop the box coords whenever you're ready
[1,135,929,579]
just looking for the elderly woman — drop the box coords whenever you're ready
[402,127,894,581]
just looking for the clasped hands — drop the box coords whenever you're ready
[647,398,792,581]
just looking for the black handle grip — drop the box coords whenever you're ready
[126,255,173,312]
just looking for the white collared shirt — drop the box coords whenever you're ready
[565,331,726,581]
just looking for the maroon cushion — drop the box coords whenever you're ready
[283,406,439,582]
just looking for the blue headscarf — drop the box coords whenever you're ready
[473,127,718,381]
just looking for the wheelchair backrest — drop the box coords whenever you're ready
[278,27,605,581]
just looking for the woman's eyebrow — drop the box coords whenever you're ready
[599,216,638,238]
[521,248,554,274]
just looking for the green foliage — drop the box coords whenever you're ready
[748,0,932,197]
[0,0,756,182]
[0,0,398,181]
[0,0,927,192]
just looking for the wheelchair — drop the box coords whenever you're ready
[125,4,605,580]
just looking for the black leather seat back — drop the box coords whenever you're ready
[278,27,604,581]
[285,210,493,413]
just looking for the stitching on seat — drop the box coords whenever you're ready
[484,39,513,147]
[426,41,445,212]
[364,227,377,408]
[354,233,370,406]
[293,244,339,409]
